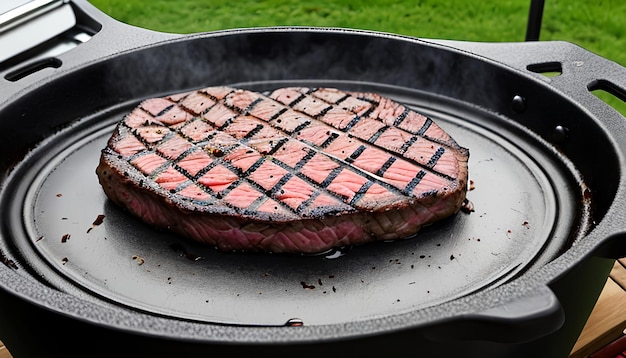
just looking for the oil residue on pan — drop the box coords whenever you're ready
[7,84,588,327]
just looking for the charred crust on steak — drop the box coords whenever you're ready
[96,86,469,253]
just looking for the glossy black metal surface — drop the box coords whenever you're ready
[2,82,578,328]
[1,1,626,357]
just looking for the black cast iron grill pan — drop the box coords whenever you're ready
[1,1,626,357]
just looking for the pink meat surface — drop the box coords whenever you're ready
[96,86,469,254]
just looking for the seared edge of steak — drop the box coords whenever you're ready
[97,155,466,253]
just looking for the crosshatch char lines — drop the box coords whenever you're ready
[97,86,469,253]
[108,87,464,217]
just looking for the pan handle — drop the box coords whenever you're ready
[61,0,182,63]
[429,39,626,120]
[0,0,178,103]
[424,285,564,344]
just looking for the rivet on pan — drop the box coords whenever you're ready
[511,95,526,113]
[285,318,304,327]
[552,125,570,144]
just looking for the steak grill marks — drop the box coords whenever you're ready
[108,87,465,220]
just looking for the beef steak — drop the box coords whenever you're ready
[96,86,469,254]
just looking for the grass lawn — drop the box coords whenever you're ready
[88,0,626,113]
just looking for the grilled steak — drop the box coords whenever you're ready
[96,87,469,254]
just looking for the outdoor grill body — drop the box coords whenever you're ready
[1,1,626,357]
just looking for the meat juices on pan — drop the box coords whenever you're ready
[96,87,469,254]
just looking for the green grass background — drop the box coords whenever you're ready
[88,0,626,113]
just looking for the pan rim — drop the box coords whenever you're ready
[0,27,622,345]
[0,86,591,340]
